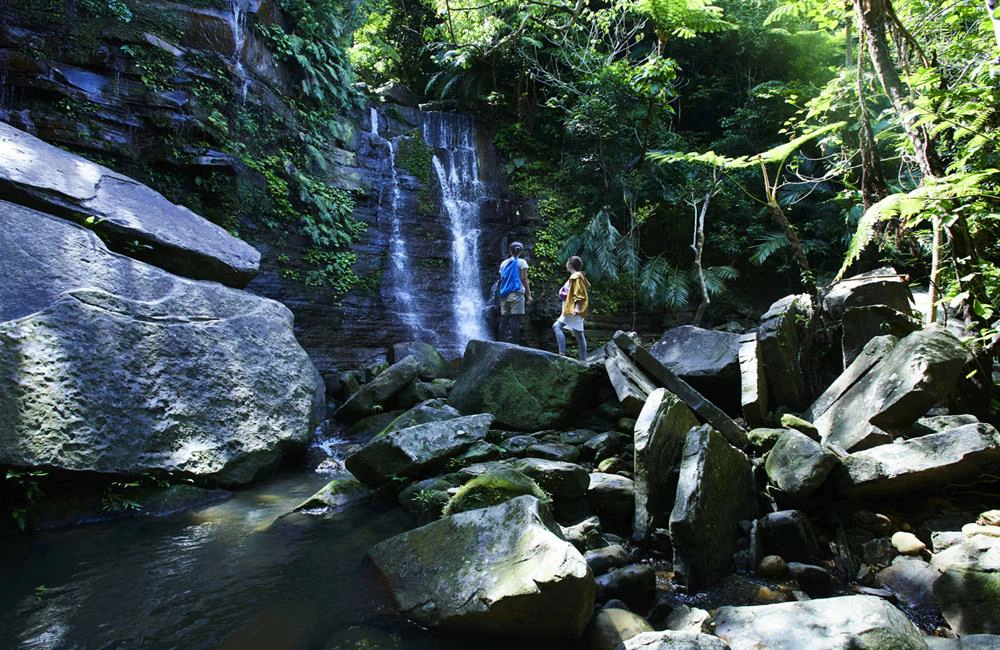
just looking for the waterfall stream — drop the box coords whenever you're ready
[422,111,490,348]
[228,0,251,103]
[369,108,432,340]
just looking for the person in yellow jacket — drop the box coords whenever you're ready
[553,256,590,360]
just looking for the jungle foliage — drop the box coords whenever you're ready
[349,0,998,346]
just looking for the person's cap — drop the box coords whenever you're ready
[511,241,524,252]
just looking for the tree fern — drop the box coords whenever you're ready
[836,170,998,281]
[635,0,735,41]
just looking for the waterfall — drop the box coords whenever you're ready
[369,107,431,340]
[228,0,251,103]
[422,112,490,348]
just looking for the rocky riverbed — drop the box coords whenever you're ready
[304,267,1000,648]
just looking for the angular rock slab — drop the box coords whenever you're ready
[650,326,741,392]
[606,340,658,418]
[669,426,756,588]
[738,333,768,429]
[368,496,594,638]
[823,266,914,320]
[612,331,747,449]
[840,423,1000,498]
[757,294,814,410]
[0,206,322,486]
[713,595,927,650]
[345,414,493,485]
[633,388,698,542]
[448,340,605,430]
[805,335,898,424]
[0,122,260,286]
[816,327,967,452]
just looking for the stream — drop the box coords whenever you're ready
[0,468,585,650]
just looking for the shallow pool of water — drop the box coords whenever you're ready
[1,472,580,650]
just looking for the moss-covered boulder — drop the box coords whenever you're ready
[367,495,594,638]
[376,399,460,437]
[345,414,494,486]
[448,341,606,430]
[292,478,370,513]
[764,429,838,498]
[443,468,550,515]
[337,356,423,421]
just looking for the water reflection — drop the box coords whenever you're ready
[1,472,579,650]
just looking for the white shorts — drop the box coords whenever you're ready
[555,314,585,331]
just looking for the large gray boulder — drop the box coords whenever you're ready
[337,356,423,421]
[669,426,756,588]
[757,294,814,410]
[633,388,698,542]
[932,531,1000,635]
[448,340,605,430]
[345,414,493,485]
[650,326,741,401]
[764,429,838,498]
[840,423,1000,498]
[714,595,927,649]
[368,495,594,638]
[0,203,322,486]
[0,122,259,286]
[815,327,967,452]
[389,341,457,379]
[805,336,898,424]
[823,267,913,320]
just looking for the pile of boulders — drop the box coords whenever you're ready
[314,267,998,646]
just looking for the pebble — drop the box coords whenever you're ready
[891,531,927,556]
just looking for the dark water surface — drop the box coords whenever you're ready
[0,472,578,650]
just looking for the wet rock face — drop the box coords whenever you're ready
[649,326,741,400]
[448,340,608,431]
[757,294,814,410]
[0,1,519,370]
[367,496,594,638]
[0,202,323,486]
[669,426,756,588]
[814,327,967,452]
[0,122,260,286]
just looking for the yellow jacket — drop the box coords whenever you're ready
[562,271,590,317]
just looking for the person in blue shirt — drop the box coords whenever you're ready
[497,241,532,344]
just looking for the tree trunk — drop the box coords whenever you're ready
[856,32,889,210]
[691,193,710,326]
[852,0,941,179]
[854,0,986,323]
[759,161,817,296]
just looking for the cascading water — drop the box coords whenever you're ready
[369,108,431,340]
[228,0,251,103]
[422,112,491,348]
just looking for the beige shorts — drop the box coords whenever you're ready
[500,291,525,315]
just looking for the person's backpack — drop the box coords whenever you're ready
[498,258,523,297]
